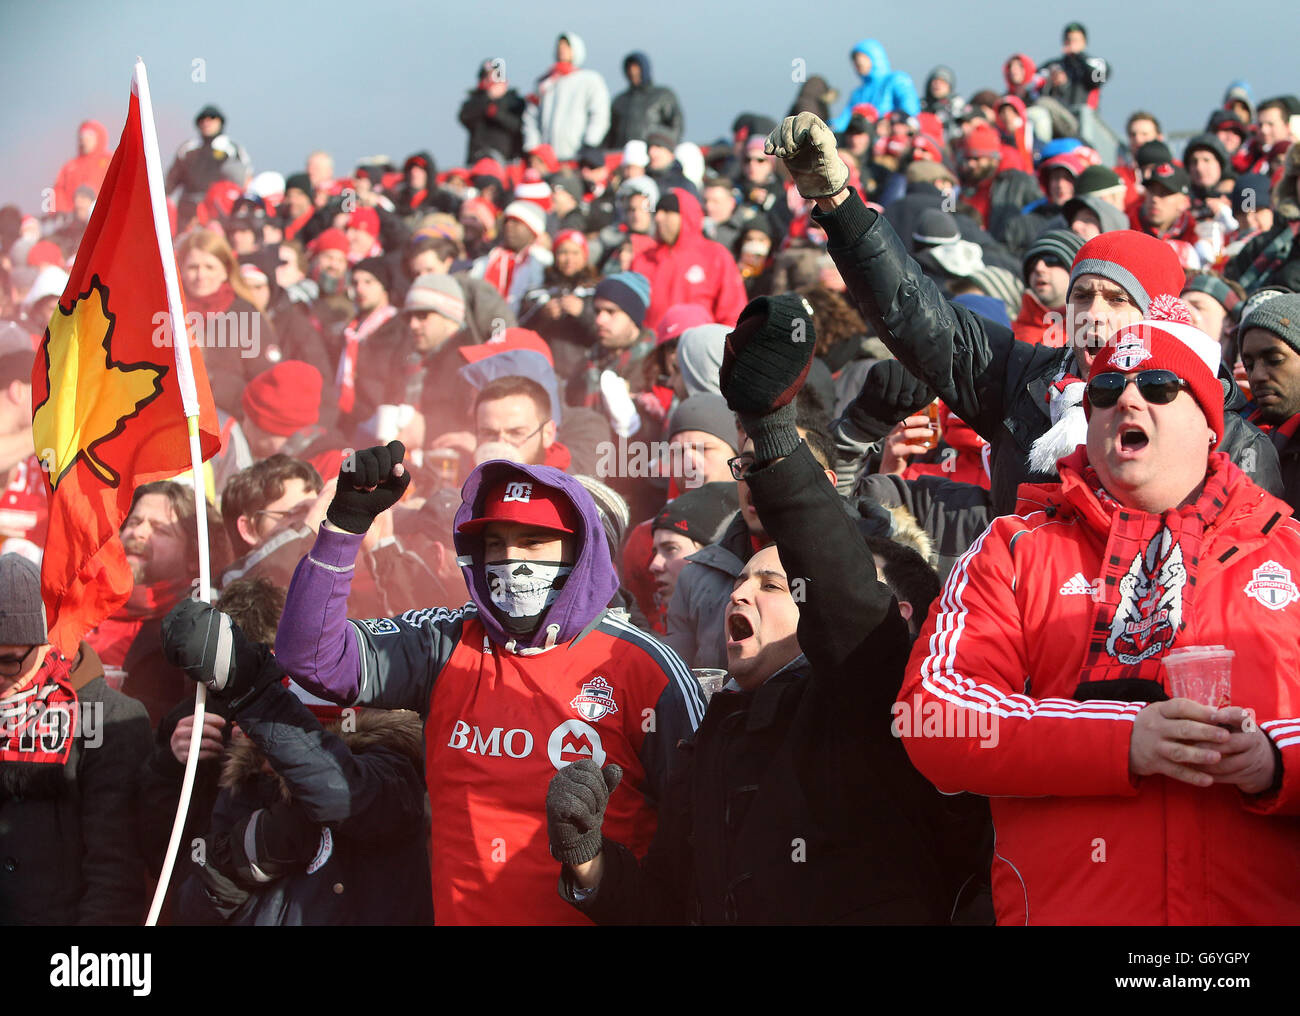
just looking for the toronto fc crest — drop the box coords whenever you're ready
[1105,526,1186,664]
[570,676,619,721]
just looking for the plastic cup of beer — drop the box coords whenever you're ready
[692,669,728,703]
[1161,646,1233,708]
[916,400,942,453]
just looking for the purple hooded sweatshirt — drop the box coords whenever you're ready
[275,458,620,702]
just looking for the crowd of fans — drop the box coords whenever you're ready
[4,21,1300,927]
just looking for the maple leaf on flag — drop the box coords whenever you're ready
[32,275,166,491]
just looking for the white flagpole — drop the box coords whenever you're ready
[134,57,213,927]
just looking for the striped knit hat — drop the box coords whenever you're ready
[1067,230,1185,315]
[1023,228,1086,282]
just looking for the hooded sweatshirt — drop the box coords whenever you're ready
[53,120,112,213]
[522,32,611,160]
[829,38,920,131]
[274,460,704,924]
[631,188,748,330]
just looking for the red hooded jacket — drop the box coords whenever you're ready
[631,188,748,330]
[53,121,112,213]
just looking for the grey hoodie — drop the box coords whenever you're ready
[522,31,611,159]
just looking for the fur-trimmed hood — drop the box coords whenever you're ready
[220,708,423,797]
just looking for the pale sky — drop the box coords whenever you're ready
[2,0,1296,211]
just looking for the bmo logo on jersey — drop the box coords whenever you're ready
[446,718,606,770]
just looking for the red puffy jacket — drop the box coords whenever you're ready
[631,188,747,330]
[900,450,1300,925]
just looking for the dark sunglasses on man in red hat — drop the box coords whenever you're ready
[1086,369,1190,408]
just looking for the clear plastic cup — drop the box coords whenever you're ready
[692,669,729,703]
[102,666,127,691]
[1161,646,1233,708]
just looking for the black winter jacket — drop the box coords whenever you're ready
[884,182,1019,273]
[458,88,527,163]
[562,442,981,924]
[815,191,1283,516]
[0,669,152,925]
[606,53,684,149]
[175,669,431,925]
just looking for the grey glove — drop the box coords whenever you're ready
[546,759,623,866]
[765,113,849,199]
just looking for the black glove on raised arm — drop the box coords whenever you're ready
[849,359,936,440]
[326,440,412,534]
[719,295,818,465]
[161,599,271,704]
[546,760,623,866]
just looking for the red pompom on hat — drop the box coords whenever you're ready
[1067,230,1186,316]
[348,207,380,237]
[308,228,350,256]
[241,360,323,436]
[457,475,579,535]
[1085,318,1225,442]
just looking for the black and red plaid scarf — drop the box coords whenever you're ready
[1237,219,1300,292]
[0,651,79,765]
[1246,407,1300,453]
[1067,451,1234,688]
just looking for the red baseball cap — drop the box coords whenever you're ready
[457,477,579,536]
[458,327,554,366]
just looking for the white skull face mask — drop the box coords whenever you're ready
[484,559,574,634]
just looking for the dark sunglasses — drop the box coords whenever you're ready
[1086,370,1189,408]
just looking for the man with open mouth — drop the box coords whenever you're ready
[899,311,1300,925]
[545,295,983,925]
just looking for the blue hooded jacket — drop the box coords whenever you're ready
[453,460,619,651]
[829,38,920,131]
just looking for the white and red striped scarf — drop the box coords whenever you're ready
[338,304,398,413]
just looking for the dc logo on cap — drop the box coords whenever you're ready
[503,481,533,503]
[1110,335,1152,371]
[1155,163,1174,178]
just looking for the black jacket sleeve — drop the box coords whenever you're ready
[232,659,424,839]
[76,684,154,925]
[744,440,912,712]
[559,743,696,925]
[814,190,1020,446]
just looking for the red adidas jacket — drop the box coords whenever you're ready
[899,450,1300,925]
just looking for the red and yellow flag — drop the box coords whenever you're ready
[32,69,221,657]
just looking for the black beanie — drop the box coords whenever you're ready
[653,482,740,547]
[285,173,313,196]
[352,256,392,293]
[657,192,681,214]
